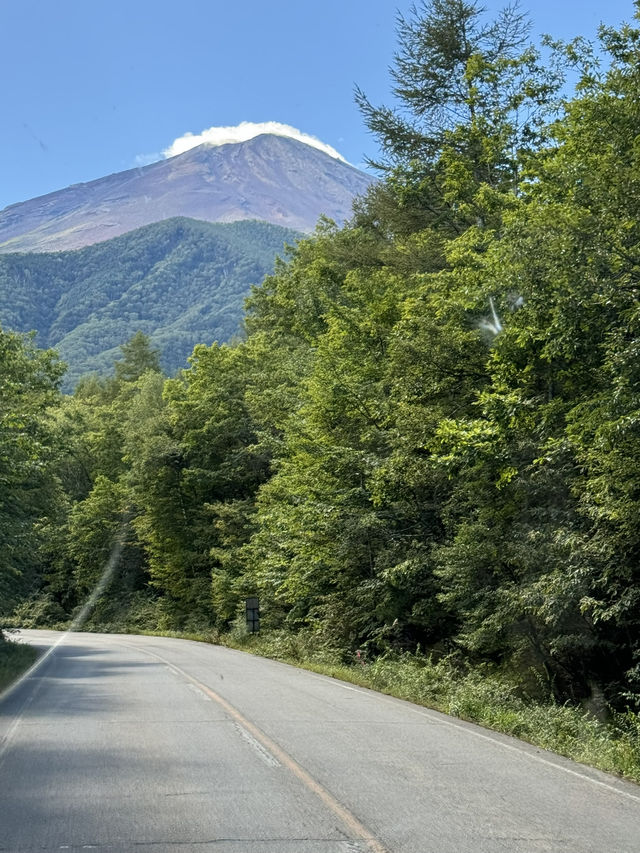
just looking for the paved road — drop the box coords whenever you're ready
[1,630,639,852]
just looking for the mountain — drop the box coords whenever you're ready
[0,135,373,254]
[0,217,299,390]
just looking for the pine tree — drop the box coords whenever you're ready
[114,331,161,384]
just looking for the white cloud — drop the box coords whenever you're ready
[134,151,162,167]
[162,121,347,162]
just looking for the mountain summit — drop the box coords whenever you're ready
[0,134,373,254]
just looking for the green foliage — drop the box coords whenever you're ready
[66,476,135,597]
[114,331,161,383]
[32,333,164,625]
[10,592,68,629]
[355,0,565,235]
[0,637,38,693]
[426,15,640,704]
[123,342,272,629]
[0,217,300,391]
[0,327,64,624]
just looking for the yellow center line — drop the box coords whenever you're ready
[132,643,389,853]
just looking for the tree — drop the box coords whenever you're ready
[114,331,161,384]
[429,9,640,704]
[355,0,565,236]
[0,329,64,636]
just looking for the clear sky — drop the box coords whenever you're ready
[1,0,636,211]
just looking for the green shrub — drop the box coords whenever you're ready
[0,636,38,692]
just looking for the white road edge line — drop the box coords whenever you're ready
[0,631,71,766]
[303,670,640,805]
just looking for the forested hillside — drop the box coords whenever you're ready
[0,217,300,389]
[4,1,640,757]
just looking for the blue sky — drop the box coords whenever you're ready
[1,0,636,211]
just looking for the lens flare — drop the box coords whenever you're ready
[0,519,128,705]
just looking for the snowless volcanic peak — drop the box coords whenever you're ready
[0,134,374,254]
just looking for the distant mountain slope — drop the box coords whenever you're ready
[0,217,299,389]
[0,134,373,253]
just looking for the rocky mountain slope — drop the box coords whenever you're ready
[0,135,373,253]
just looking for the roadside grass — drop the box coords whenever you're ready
[0,635,38,693]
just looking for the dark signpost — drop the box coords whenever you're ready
[245,597,260,634]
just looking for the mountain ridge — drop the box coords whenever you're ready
[0,216,300,389]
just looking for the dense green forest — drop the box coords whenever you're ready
[4,0,640,737]
[0,217,300,390]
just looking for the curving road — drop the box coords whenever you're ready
[0,629,639,852]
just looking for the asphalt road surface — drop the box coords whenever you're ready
[1,630,639,852]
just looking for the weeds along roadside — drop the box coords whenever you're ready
[0,636,38,693]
